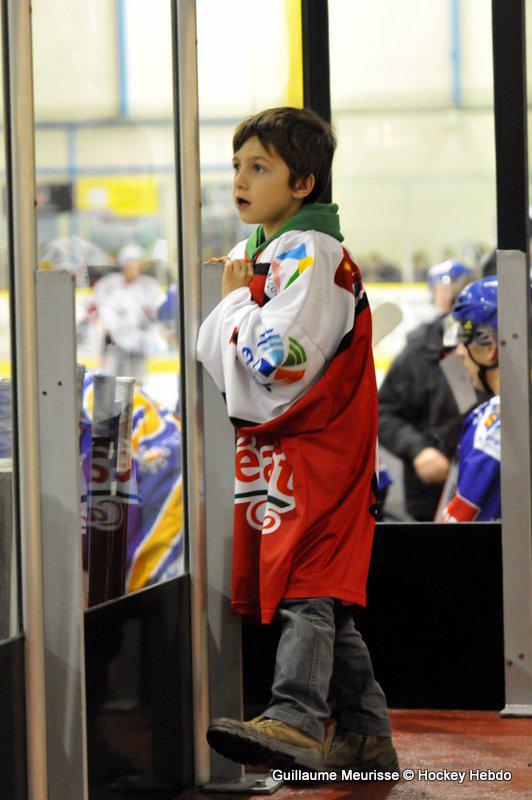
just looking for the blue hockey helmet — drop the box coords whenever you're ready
[451,276,498,346]
[427,259,473,288]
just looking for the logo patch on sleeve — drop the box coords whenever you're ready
[442,493,480,523]
[241,333,307,388]
[334,249,361,296]
[473,400,501,462]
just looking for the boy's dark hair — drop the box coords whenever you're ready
[233,107,336,205]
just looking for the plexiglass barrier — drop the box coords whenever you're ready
[32,0,185,601]
[0,11,18,642]
[329,0,499,524]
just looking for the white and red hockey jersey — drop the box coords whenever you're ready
[198,209,379,623]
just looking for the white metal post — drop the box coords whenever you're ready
[35,271,88,798]
[173,0,211,786]
[497,249,532,716]
[491,0,531,716]
[3,1,48,796]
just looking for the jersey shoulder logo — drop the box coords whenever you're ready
[334,248,361,297]
[473,398,501,462]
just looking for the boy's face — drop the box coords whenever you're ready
[232,136,313,238]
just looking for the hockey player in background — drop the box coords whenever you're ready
[441,277,501,522]
[93,244,165,385]
[378,259,473,521]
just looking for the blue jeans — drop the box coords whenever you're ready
[262,597,392,741]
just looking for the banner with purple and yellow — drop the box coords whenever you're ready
[81,372,184,593]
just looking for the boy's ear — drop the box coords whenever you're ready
[291,174,315,200]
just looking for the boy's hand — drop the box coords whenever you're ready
[221,259,254,299]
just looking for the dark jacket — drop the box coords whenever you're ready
[378,316,464,520]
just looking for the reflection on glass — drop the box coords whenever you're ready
[0,16,18,641]
[329,0,498,522]
[378,260,477,522]
[33,0,183,601]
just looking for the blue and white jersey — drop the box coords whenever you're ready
[442,395,501,522]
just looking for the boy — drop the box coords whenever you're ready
[197,107,397,772]
[441,277,501,522]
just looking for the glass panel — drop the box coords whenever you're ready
[330,0,498,522]
[32,0,184,603]
[0,14,19,641]
[528,0,532,208]
[197,0,296,258]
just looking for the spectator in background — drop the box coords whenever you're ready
[480,249,497,277]
[363,252,402,283]
[378,260,474,521]
[93,243,165,384]
[411,250,430,282]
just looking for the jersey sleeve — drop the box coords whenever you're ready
[197,230,355,424]
[442,404,501,522]
[226,239,247,260]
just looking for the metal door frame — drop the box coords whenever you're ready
[171,0,211,787]
[1,0,206,797]
[491,0,531,715]
[3,1,91,797]
[2,1,48,796]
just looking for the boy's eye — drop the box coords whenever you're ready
[253,164,264,173]
[232,163,240,172]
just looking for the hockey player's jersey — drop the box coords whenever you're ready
[92,272,165,355]
[197,205,379,623]
[442,395,501,522]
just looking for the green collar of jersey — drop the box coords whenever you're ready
[245,202,344,264]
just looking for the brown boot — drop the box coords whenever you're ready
[206,716,324,770]
[324,726,399,772]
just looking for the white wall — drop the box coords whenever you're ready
[196,0,290,116]
[125,0,173,117]
[330,0,450,109]
[33,0,118,120]
[461,0,494,105]
[333,109,497,268]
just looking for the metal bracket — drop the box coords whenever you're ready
[36,270,88,799]
[202,774,283,795]
[500,704,532,718]
[200,261,245,784]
